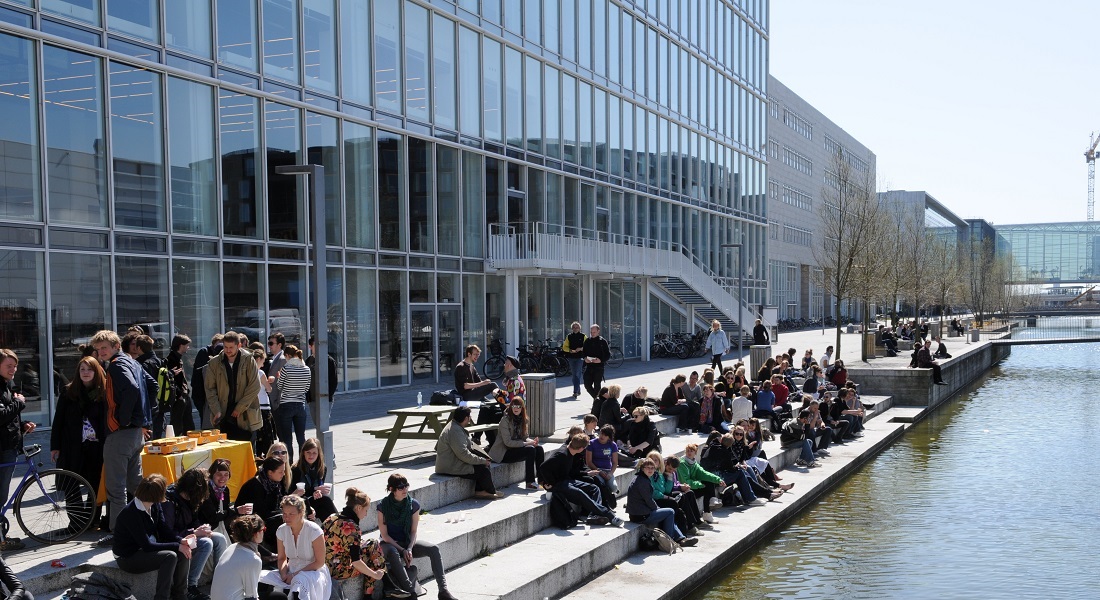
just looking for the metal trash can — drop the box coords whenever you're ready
[524,373,556,437]
[929,322,941,339]
[968,328,980,343]
[863,332,878,359]
[750,345,771,377]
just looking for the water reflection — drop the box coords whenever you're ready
[691,344,1100,599]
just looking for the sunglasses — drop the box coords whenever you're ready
[268,341,277,346]
[272,450,288,456]
[393,483,409,490]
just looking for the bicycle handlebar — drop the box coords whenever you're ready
[22,444,41,457]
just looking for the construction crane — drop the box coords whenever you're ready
[1087,132,1100,220]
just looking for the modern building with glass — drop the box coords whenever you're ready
[0,0,770,423]
[995,221,1100,284]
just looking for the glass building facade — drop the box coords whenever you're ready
[996,221,1100,283]
[0,0,769,424]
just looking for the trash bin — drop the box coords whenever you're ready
[929,322,941,339]
[846,324,857,334]
[524,373,556,437]
[863,333,878,359]
[968,328,980,343]
[750,345,771,377]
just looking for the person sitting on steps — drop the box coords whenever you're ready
[625,458,696,547]
[540,434,623,527]
[435,406,502,500]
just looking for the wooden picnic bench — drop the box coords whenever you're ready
[365,405,498,462]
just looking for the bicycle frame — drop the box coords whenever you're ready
[0,449,51,520]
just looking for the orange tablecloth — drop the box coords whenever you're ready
[141,440,258,500]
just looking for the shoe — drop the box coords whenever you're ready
[386,590,412,599]
[686,526,699,536]
[698,518,714,528]
[93,534,114,549]
[748,498,766,506]
[807,461,820,468]
[187,586,211,600]
[816,449,830,456]
[678,537,698,547]
[0,538,25,551]
[779,483,795,491]
[473,491,498,500]
[769,491,783,501]
[439,591,458,600]
[794,459,806,467]
[525,482,539,490]
[610,516,624,527]
[493,491,505,499]
[702,511,716,523]
[709,498,724,510]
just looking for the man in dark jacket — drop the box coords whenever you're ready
[165,335,194,434]
[136,335,165,439]
[1,348,36,552]
[752,319,769,346]
[581,324,611,400]
[917,340,947,385]
[540,434,621,526]
[91,330,155,548]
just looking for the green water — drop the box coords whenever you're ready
[689,343,1100,599]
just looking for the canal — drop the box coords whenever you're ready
[689,342,1100,599]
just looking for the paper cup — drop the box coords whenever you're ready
[187,537,197,549]
[296,482,306,491]
[242,503,254,514]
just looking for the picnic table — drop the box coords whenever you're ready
[365,405,497,462]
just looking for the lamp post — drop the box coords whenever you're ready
[274,164,332,483]
[721,240,745,360]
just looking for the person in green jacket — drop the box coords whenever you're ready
[677,443,726,523]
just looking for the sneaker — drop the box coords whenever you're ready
[678,537,699,547]
[610,516,624,527]
[794,459,807,466]
[93,535,114,549]
[0,538,25,551]
[697,519,714,528]
[686,526,699,536]
[709,498,724,510]
[807,461,820,468]
[816,449,830,456]
[702,511,716,523]
[187,586,211,600]
[748,498,766,506]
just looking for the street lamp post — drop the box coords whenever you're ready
[274,164,332,483]
[721,240,745,360]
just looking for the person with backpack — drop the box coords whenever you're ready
[625,457,695,547]
[136,335,166,439]
[165,335,194,435]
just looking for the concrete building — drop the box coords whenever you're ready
[765,77,876,321]
[0,0,770,424]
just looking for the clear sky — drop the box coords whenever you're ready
[769,0,1100,225]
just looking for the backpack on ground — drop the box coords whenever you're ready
[156,365,175,411]
[430,389,461,406]
[646,526,681,554]
[66,571,138,600]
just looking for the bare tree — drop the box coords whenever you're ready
[961,237,999,325]
[926,235,964,323]
[813,148,886,359]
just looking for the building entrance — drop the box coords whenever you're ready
[410,305,462,383]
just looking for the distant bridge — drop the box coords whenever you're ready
[991,314,1100,346]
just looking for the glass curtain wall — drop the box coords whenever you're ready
[0,251,49,423]
[0,33,40,221]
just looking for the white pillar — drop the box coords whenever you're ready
[583,274,597,327]
[506,271,520,353]
[640,278,651,361]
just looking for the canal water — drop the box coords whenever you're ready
[689,343,1100,599]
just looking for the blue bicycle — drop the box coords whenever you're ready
[0,443,94,545]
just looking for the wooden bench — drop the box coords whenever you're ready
[365,406,500,462]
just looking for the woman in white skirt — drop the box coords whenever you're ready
[259,495,331,599]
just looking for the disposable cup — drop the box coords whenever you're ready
[187,537,197,549]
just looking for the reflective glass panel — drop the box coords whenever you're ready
[577,0,589,68]
[404,1,429,122]
[344,121,375,249]
[408,137,433,253]
[0,33,41,221]
[543,0,558,54]
[374,0,401,114]
[524,0,541,45]
[220,89,261,238]
[579,81,592,168]
[432,14,456,130]
[504,47,523,148]
[560,0,574,61]
[437,145,459,256]
[49,252,111,417]
[42,0,99,26]
[608,4,619,84]
[2,251,49,423]
[116,255,169,332]
[265,100,303,241]
[544,66,559,159]
[504,1,521,33]
[560,73,574,163]
[107,0,159,42]
[462,151,483,258]
[620,11,631,90]
[594,88,606,172]
[44,46,107,227]
[458,26,480,137]
[483,38,502,142]
[345,268,378,389]
[110,61,165,231]
[304,0,336,93]
[166,0,212,58]
[169,77,217,236]
[306,111,341,244]
[593,0,605,75]
[172,258,222,367]
[217,0,258,71]
[263,0,299,83]
[377,130,404,250]
[340,0,371,104]
[223,262,264,341]
[268,264,306,347]
[525,55,541,153]
[608,96,619,176]
[378,270,407,386]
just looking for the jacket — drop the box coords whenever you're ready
[0,554,30,600]
[204,349,262,431]
[434,420,486,476]
[306,353,338,399]
[582,336,611,365]
[50,383,106,464]
[625,473,659,517]
[105,352,152,431]
[676,459,723,491]
[1,377,25,451]
[112,500,181,559]
[562,332,586,356]
[539,447,578,488]
[488,414,528,463]
[265,350,287,411]
[705,329,731,355]
[161,486,203,537]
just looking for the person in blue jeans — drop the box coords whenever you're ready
[562,321,587,399]
[625,458,697,547]
[781,409,819,468]
[273,345,311,459]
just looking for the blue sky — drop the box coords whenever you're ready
[769,0,1099,225]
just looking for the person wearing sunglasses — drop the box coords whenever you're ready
[236,457,290,552]
[378,473,458,600]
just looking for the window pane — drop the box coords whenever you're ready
[116,255,169,334]
[524,55,541,153]
[577,0,590,68]
[345,268,377,390]
[524,0,541,45]
[483,38,502,142]
[504,47,522,148]
[437,145,459,256]
[265,100,303,241]
[172,259,222,369]
[620,11,631,90]
[220,89,261,238]
[107,0,159,42]
[559,73,573,163]
[0,33,41,221]
[432,14,456,130]
[2,251,48,423]
[167,0,212,58]
[608,96,619,176]
[223,262,264,343]
[594,88,606,172]
[408,137,433,253]
[377,131,404,250]
[217,0,258,71]
[404,1,429,122]
[263,0,299,83]
[306,111,341,244]
[458,26,480,137]
[374,0,401,114]
[593,0,605,75]
[560,0,574,61]
[608,4,619,84]
[343,121,375,249]
[579,81,592,168]
[268,264,306,348]
[50,252,111,416]
[462,151,483,258]
[504,2,521,33]
[378,270,407,386]
[110,61,165,231]
[340,0,371,104]
[544,66,559,159]
[304,0,336,93]
[44,46,107,227]
[42,0,100,26]
[543,0,558,54]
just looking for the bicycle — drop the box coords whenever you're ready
[484,339,507,380]
[1,443,94,545]
[607,346,625,368]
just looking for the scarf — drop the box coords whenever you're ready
[507,413,526,441]
[259,472,283,497]
[699,396,713,425]
[210,481,228,512]
[377,494,414,540]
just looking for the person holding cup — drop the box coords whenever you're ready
[198,459,255,533]
[236,457,290,552]
[112,473,193,600]
[290,438,337,522]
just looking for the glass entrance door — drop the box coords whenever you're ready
[410,305,463,383]
[410,307,434,381]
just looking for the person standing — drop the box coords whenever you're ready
[273,346,311,459]
[581,324,611,401]
[752,319,769,346]
[90,331,155,548]
[204,332,262,444]
[1,349,38,552]
[191,334,224,429]
[135,335,166,439]
[306,336,338,402]
[51,356,108,532]
[562,322,587,399]
[249,343,277,457]
[165,335,194,435]
[705,320,731,373]
[265,334,287,436]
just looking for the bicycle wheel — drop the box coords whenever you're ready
[520,356,539,373]
[484,356,505,380]
[15,468,95,544]
[676,343,691,360]
[554,356,570,377]
[608,348,624,368]
[411,354,433,377]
